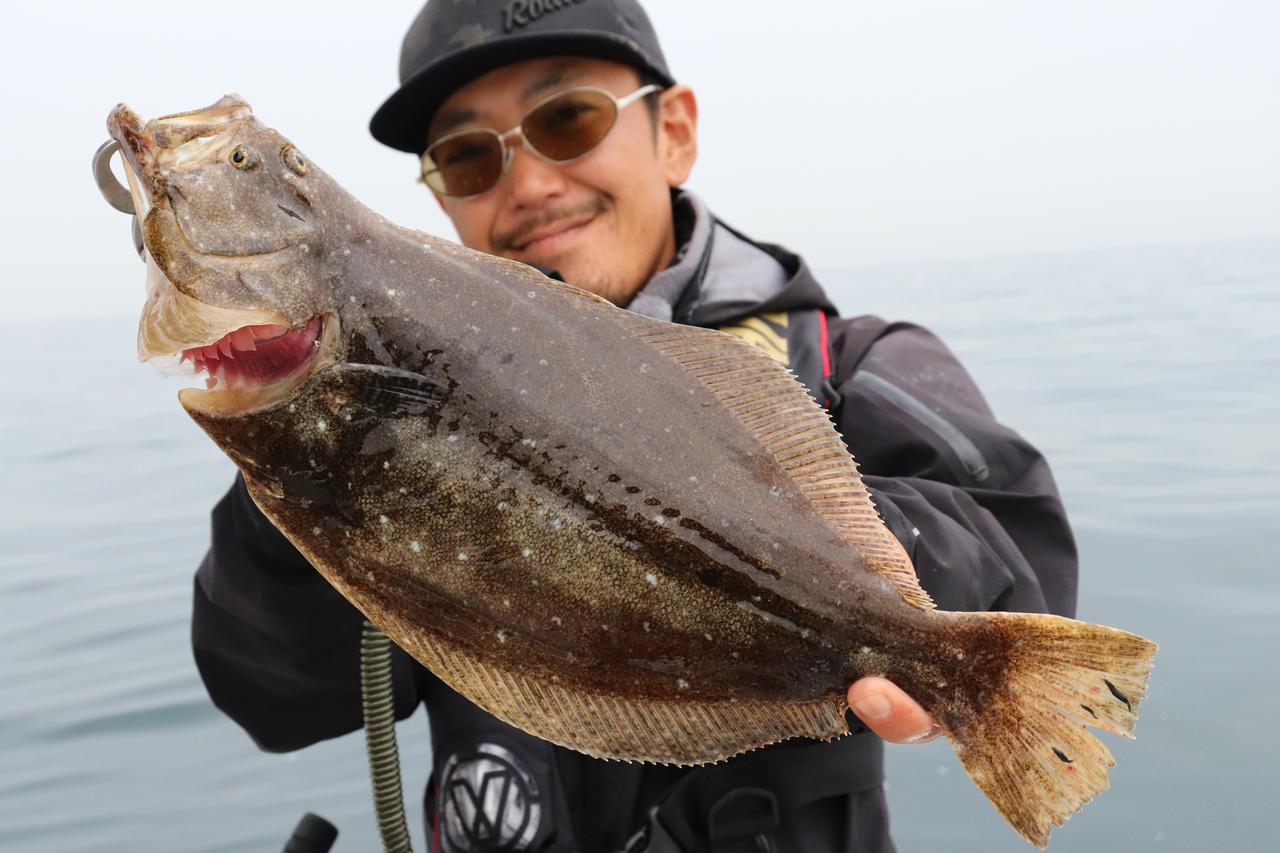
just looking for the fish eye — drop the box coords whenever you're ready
[229,145,257,170]
[282,144,307,176]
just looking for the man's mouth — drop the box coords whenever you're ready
[180,317,325,390]
[511,213,597,253]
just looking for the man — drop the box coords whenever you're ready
[193,2,1078,851]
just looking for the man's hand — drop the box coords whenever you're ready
[848,677,942,744]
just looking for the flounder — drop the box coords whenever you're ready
[108,95,1156,847]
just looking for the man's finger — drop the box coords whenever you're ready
[848,676,942,744]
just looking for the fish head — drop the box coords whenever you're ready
[110,94,343,418]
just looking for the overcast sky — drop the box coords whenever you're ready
[4,0,1276,321]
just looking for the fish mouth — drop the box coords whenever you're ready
[173,312,339,416]
[181,317,326,390]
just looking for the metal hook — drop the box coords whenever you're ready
[92,140,135,214]
[92,139,145,260]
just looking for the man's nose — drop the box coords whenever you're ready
[502,140,567,208]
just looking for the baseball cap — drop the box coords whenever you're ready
[370,0,676,154]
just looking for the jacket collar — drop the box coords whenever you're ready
[626,190,838,327]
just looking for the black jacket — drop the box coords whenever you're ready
[192,200,1077,853]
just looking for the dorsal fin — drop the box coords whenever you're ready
[525,269,933,610]
[621,312,935,611]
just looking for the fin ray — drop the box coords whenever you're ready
[620,315,936,610]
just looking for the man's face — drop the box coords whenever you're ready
[427,56,697,306]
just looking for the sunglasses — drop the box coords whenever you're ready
[420,84,661,198]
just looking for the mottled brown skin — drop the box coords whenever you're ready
[112,96,1006,733]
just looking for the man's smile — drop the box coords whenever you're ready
[511,211,599,257]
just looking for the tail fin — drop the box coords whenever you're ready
[946,612,1157,848]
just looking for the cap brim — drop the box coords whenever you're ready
[369,31,675,155]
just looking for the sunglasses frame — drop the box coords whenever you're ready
[420,83,661,198]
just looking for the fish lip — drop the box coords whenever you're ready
[177,312,339,416]
[107,103,158,203]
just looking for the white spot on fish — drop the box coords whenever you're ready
[316,419,327,432]
[520,389,528,396]
[521,548,533,558]
[677,678,689,690]
[497,501,509,512]
[551,518,562,531]
[527,291,536,298]
[387,289,396,297]
[600,624,609,632]
[688,475,698,483]
[644,573,658,586]
[937,681,947,688]
[730,651,740,659]
[447,435,459,442]
[551,674,560,682]
[366,571,375,582]
[410,540,421,553]
[539,358,548,366]
[379,515,389,525]
[502,598,510,608]
[343,248,351,256]
[312,527,321,535]
[769,485,782,497]
[584,494,596,504]
[860,646,871,655]
[551,616,562,626]
[643,621,651,632]
[288,404,296,412]
[496,629,507,643]
[911,527,920,537]
[457,552,468,561]
[639,363,650,374]
[704,633,713,642]
[383,461,390,469]
[653,515,666,525]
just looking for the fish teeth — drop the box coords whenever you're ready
[231,327,257,351]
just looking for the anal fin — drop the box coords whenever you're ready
[385,611,851,764]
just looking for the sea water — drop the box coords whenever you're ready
[2,238,1276,851]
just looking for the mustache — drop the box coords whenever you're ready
[492,195,610,252]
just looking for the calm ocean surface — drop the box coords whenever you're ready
[2,238,1277,852]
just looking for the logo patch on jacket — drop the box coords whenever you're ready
[439,742,543,851]
[717,311,790,365]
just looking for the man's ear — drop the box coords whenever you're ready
[657,84,698,187]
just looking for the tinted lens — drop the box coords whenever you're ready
[522,89,618,162]
[422,130,504,196]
